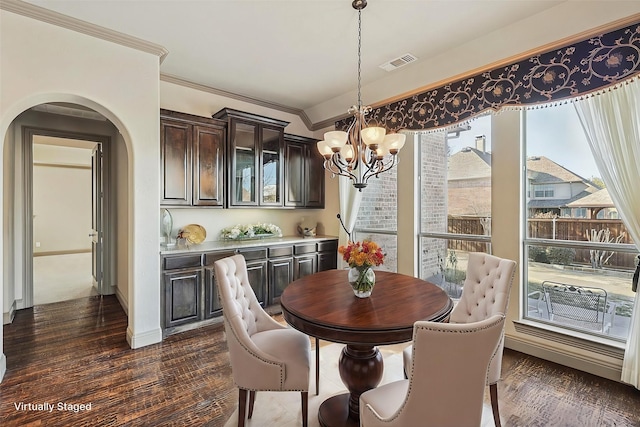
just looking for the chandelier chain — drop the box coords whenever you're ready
[357,8,362,110]
[316,0,405,191]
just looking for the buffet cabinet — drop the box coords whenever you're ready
[160,108,325,208]
[161,238,338,336]
[284,133,325,208]
[212,108,289,208]
[160,109,226,207]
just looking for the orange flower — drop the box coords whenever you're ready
[338,240,385,269]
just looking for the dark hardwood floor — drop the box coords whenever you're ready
[1,295,639,426]
[1,296,235,426]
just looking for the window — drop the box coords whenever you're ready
[418,114,492,298]
[523,104,637,342]
[532,185,554,198]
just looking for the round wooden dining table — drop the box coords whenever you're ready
[280,269,453,427]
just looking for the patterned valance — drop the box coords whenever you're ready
[336,22,640,132]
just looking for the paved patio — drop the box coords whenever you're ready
[527,261,634,340]
[431,253,636,340]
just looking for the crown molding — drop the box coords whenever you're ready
[0,0,169,62]
[160,74,316,131]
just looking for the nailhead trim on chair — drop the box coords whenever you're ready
[368,315,506,423]
[223,317,286,390]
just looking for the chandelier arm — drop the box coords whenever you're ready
[362,156,398,184]
[326,155,360,183]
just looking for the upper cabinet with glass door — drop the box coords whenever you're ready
[213,108,289,207]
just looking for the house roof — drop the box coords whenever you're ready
[527,189,599,209]
[526,156,592,184]
[448,147,492,181]
[567,188,614,208]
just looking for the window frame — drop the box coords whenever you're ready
[521,108,636,344]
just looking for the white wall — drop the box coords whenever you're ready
[32,144,93,254]
[2,123,16,327]
[0,8,162,385]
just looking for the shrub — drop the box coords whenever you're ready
[546,247,576,265]
[528,246,548,263]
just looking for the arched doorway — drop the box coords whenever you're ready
[2,97,131,349]
[9,102,126,310]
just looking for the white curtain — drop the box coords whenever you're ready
[573,77,640,388]
[338,175,363,245]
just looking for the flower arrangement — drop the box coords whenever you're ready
[339,240,385,269]
[220,223,282,240]
[340,240,384,298]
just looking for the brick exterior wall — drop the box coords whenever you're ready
[354,162,398,272]
[419,132,448,281]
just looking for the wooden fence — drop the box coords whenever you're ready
[447,216,637,269]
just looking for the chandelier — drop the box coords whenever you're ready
[316,0,406,191]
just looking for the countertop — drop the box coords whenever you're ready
[160,235,338,255]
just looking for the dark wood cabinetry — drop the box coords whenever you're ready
[237,248,269,305]
[317,239,339,271]
[293,243,317,280]
[162,254,203,328]
[161,238,338,336]
[268,246,294,304]
[212,108,289,208]
[203,251,235,319]
[284,134,325,208]
[163,270,201,327]
[160,109,226,207]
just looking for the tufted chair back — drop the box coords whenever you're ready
[361,315,506,427]
[216,254,261,337]
[450,252,516,324]
[215,255,299,391]
[215,255,311,427]
[450,252,516,387]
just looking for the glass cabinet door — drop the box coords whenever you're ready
[231,121,257,205]
[261,126,282,205]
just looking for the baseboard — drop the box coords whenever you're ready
[126,326,162,349]
[3,300,17,325]
[505,335,623,382]
[115,287,128,315]
[0,352,6,383]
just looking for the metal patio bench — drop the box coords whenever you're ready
[542,281,616,334]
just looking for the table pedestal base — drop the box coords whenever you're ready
[318,394,357,427]
[318,344,383,427]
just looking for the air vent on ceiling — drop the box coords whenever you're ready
[379,53,418,72]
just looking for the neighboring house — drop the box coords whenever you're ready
[526,156,600,218]
[447,141,491,217]
[448,152,604,220]
[566,188,618,219]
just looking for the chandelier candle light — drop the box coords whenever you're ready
[317,0,406,191]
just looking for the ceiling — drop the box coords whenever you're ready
[16,0,640,128]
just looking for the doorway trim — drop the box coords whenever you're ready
[22,126,113,308]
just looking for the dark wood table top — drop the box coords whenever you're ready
[280,269,453,345]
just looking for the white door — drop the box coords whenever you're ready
[91,143,104,292]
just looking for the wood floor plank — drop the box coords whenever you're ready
[1,296,234,427]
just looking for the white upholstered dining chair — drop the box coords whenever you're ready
[361,314,506,427]
[403,252,517,427]
[214,255,311,427]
